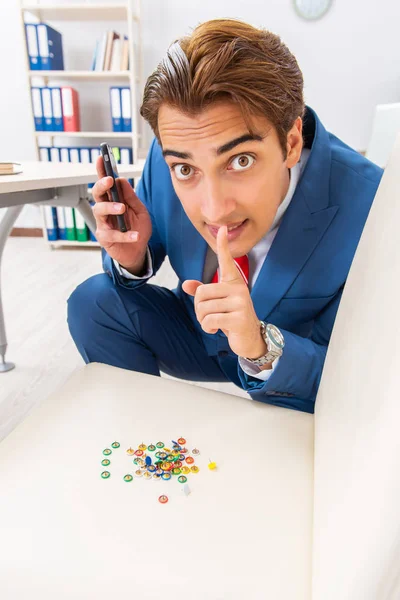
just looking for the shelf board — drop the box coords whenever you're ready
[21,3,138,21]
[35,131,137,139]
[48,240,100,248]
[29,70,134,80]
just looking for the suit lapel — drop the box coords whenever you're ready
[251,106,339,319]
[251,189,338,319]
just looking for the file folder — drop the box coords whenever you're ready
[120,146,134,186]
[31,87,44,131]
[110,87,122,132]
[121,87,132,132]
[44,206,58,241]
[50,87,63,131]
[59,147,76,240]
[69,149,87,238]
[49,147,60,162]
[69,147,80,164]
[37,24,64,70]
[90,148,101,163]
[74,210,89,242]
[65,207,77,241]
[89,148,101,191]
[41,87,53,131]
[49,147,67,240]
[39,146,50,161]
[79,148,90,163]
[25,24,40,70]
[59,147,69,163]
[80,148,95,190]
[61,87,80,131]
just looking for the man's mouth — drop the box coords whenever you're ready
[206,219,248,240]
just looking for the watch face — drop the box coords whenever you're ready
[266,324,285,349]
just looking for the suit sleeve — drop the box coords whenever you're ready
[237,288,344,413]
[102,138,166,290]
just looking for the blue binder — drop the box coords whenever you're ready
[121,87,132,132]
[44,206,59,241]
[37,24,64,70]
[39,146,51,161]
[49,87,63,131]
[25,24,41,70]
[110,87,122,132]
[40,88,53,131]
[69,147,80,163]
[120,146,134,186]
[31,87,44,131]
[49,147,67,240]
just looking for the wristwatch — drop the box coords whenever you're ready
[245,321,285,367]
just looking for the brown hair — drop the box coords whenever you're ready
[140,18,305,158]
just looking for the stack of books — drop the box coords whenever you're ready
[25,23,64,70]
[31,87,80,132]
[39,145,134,242]
[92,31,129,71]
[0,163,23,175]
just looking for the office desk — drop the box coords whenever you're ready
[0,362,313,599]
[0,160,144,372]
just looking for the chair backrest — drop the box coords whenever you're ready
[312,134,400,600]
[366,102,400,167]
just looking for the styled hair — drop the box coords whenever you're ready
[140,18,305,158]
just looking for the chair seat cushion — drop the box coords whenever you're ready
[0,363,314,599]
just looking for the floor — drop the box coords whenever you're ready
[0,238,247,442]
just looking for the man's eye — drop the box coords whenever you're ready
[230,154,255,170]
[172,164,194,180]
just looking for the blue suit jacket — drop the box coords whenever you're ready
[103,107,383,413]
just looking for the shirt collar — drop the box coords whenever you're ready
[269,148,310,232]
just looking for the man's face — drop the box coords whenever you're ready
[158,101,303,258]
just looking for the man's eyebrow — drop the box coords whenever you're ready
[162,133,265,160]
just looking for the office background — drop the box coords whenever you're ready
[0,0,399,229]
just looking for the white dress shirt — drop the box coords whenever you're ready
[114,149,310,381]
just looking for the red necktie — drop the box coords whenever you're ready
[211,255,249,285]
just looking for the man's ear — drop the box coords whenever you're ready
[286,116,303,169]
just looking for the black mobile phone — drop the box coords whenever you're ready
[100,142,129,233]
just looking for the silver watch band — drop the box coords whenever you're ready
[244,321,285,367]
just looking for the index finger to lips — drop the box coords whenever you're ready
[217,225,242,283]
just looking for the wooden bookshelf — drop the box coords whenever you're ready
[21,3,138,22]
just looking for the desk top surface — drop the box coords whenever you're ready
[0,363,313,599]
[0,160,145,195]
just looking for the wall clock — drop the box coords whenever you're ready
[293,0,333,21]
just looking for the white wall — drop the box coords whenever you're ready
[1,0,399,227]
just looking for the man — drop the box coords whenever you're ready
[67,19,382,413]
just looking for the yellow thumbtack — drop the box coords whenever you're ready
[208,459,217,470]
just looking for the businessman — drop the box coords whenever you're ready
[67,18,383,413]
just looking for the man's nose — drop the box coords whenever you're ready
[201,180,236,223]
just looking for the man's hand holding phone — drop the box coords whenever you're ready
[91,153,152,275]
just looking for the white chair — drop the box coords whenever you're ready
[366,102,400,167]
[312,132,400,599]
